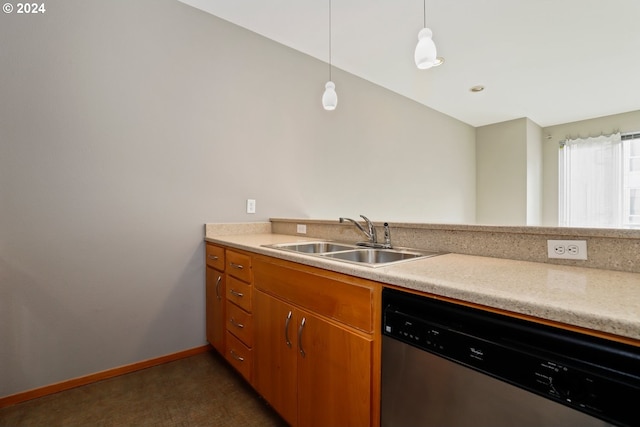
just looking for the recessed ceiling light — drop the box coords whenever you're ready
[470,85,485,93]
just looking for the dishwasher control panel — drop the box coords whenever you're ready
[382,288,640,427]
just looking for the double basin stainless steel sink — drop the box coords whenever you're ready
[263,241,441,267]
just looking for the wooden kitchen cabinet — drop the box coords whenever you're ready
[253,290,298,424]
[253,256,376,427]
[297,310,372,427]
[226,298,253,345]
[205,243,225,354]
[224,248,254,383]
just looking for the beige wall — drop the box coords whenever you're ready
[526,119,543,225]
[476,118,533,225]
[0,0,475,396]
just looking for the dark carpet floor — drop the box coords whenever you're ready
[0,350,287,426]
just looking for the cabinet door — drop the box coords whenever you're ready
[297,310,373,427]
[205,265,225,353]
[254,290,298,426]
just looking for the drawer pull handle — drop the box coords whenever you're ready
[215,276,222,300]
[229,262,244,270]
[207,255,219,260]
[229,350,244,362]
[298,317,306,358]
[229,289,244,298]
[284,311,293,348]
[230,317,244,329]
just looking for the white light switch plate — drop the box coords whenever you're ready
[246,199,256,214]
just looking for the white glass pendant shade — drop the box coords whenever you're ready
[322,81,337,110]
[414,27,437,69]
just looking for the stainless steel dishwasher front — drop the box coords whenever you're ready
[381,288,640,427]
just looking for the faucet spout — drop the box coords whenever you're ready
[339,215,379,246]
[339,217,371,239]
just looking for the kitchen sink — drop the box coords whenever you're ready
[264,241,442,267]
[265,241,359,254]
[322,248,428,264]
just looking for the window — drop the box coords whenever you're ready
[623,135,640,227]
[559,132,640,228]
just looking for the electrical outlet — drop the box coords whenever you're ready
[296,224,307,234]
[547,240,587,260]
[246,199,256,214]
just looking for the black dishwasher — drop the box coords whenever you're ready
[381,288,640,427]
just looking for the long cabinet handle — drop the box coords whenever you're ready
[297,317,306,358]
[207,255,219,260]
[229,289,244,298]
[230,317,244,329]
[284,311,293,348]
[229,262,244,270]
[229,350,244,362]
[215,276,222,300]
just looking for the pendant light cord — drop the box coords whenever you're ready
[328,0,332,81]
[423,0,426,28]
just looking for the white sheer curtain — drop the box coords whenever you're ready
[559,133,622,227]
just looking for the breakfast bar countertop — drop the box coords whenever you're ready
[205,232,640,342]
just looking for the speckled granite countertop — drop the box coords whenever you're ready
[205,233,640,342]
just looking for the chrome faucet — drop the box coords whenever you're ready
[339,215,392,248]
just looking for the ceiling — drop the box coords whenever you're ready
[178,0,640,128]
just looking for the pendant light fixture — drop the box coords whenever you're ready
[414,0,439,69]
[322,0,337,110]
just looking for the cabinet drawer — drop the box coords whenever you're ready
[226,331,252,383]
[227,250,252,283]
[254,258,373,333]
[205,244,225,270]
[226,300,253,347]
[227,276,252,312]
